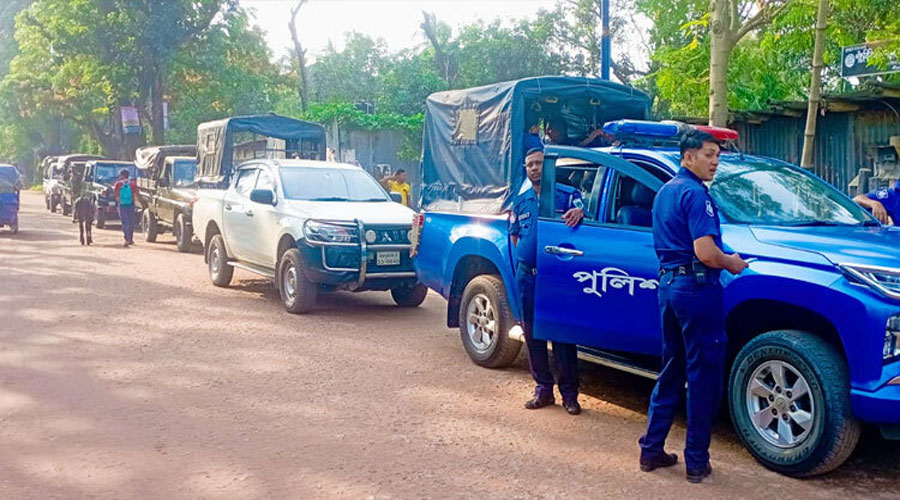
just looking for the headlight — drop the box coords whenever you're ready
[886,316,900,361]
[840,264,900,300]
[304,220,358,244]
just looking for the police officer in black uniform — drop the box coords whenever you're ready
[638,130,748,483]
[510,146,585,415]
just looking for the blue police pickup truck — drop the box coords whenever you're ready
[410,76,900,477]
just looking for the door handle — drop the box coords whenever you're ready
[244,210,254,217]
[224,204,232,211]
[544,245,584,256]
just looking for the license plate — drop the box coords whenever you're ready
[376,251,401,266]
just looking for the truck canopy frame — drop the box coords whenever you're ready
[196,114,326,186]
[417,76,650,214]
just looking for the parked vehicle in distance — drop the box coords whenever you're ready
[57,154,104,216]
[411,77,900,477]
[41,155,63,212]
[192,114,426,313]
[82,160,140,228]
[0,164,21,234]
[135,145,198,251]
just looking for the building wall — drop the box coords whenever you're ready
[325,122,418,180]
[731,106,899,193]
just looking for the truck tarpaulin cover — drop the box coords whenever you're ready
[135,145,197,175]
[417,76,650,214]
[196,114,326,185]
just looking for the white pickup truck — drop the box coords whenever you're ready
[192,158,426,313]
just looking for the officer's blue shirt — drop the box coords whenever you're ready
[652,167,723,275]
[866,185,900,224]
[509,181,584,267]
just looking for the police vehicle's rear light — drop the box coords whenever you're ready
[695,125,739,141]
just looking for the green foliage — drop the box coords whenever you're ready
[637,0,900,118]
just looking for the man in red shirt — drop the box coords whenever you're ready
[113,169,139,247]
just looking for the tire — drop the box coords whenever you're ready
[96,211,106,229]
[728,330,860,477]
[50,194,59,213]
[391,283,428,307]
[277,248,316,314]
[10,218,18,235]
[45,196,50,209]
[207,234,233,287]
[458,275,521,368]
[174,213,192,253]
[142,209,158,243]
[62,199,71,216]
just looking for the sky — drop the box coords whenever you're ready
[240,0,553,60]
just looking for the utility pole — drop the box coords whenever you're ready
[599,0,610,80]
[801,0,829,169]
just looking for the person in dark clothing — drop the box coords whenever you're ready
[853,180,900,225]
[509,146,585,415]
[113,169,139,247]
[638,130,748,483]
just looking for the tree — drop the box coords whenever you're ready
[708,0,788,125]
[288,0,311,112]
[638,0,897,119]
[0,0,33,79]
[800,0,829,169]
[1,0,272,157]
[308,33,389,105]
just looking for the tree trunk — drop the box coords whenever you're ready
[421,12,456,87]
[289,1,310,112]
[708,0,732,127]
[800,0,829,169]
[149,70,165,146]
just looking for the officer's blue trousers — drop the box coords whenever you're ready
[639,274,727,471]
[516,263,579,401]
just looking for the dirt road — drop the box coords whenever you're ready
[1,191,898,499]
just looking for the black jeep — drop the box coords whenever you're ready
[136,145,198,252]
[81,160,140,228]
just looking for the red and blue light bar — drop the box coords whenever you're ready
[602,119,738,142]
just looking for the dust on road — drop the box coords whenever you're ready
[1,191,898,499]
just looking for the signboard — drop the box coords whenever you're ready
[120,106,141,135]
[841,42,900,78]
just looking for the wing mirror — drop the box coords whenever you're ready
[390,192,403,204]
[250,189,275,205]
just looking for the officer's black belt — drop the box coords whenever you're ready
[658,266,693,278]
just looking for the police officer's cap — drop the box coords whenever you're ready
[680,129,721,156]
[525,146,544,158]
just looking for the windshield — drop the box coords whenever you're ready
[0,168,18,194]
[95,163,137,184]
[706,155,873,226]
[173,159,197,187]
[280,167,389,202]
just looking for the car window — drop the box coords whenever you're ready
[280,167,389,202]
[173,159,197,187]
[255,168,275,192]
[553,158,606,221]
[234,168,258,197]
[604,170,658,228]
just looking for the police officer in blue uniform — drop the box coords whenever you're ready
[638,130,748,483]
[853,180,900,225]
[510,146,585,415]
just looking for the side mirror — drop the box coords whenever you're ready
[390,192,403,204]
[250,189,275,205]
